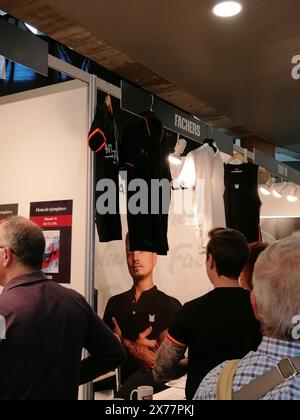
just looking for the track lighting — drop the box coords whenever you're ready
[260,177,275,196]
[287,184,299,203]
[272,182,288,198]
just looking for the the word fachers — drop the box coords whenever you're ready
[175,114,201,138]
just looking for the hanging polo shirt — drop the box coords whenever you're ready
[121,114,172,255]
[88,102,122,243]
[103,286,181,380]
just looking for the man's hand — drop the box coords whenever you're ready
[111,320,160,369]
[119,326,159,369]
[136,326,159,350]
[123,338,157,369]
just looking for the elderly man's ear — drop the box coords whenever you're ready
[1,248,12,268]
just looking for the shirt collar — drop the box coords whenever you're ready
[3,271,48,292]
[257,337,300,360]
[130,285,158,299]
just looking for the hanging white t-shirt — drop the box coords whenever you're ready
[178,143,226,253]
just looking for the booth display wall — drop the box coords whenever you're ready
[0,79,89,296]
[96,185,300,316]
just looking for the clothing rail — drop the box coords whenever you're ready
[48,54,121,99]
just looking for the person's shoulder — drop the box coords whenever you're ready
[155,289,181,307]
[174,291,217,320]
[184,290,215,309]
[238,288,251,297]
[59,286,90,308]
[193,362,225,400]
[224,288,252,305]
[106,289,132,305]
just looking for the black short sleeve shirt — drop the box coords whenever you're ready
[104,286,181,380]
[168,288,262,400]
[104,286,181,341]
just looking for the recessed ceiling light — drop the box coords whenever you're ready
[213,1,242,18]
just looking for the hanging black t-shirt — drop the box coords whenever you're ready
[103,286,181,381]
[168,288,262,400]
[88,103,122,242]
[224,163,262,242]
[121,114,171,255]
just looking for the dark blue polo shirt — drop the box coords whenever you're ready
[0,272,126,400]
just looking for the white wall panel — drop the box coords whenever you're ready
[0,80,89,296]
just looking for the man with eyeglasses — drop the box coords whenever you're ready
[0,216,126,400]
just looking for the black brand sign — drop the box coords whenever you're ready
[0,19,48,76]
[121,81,233,154]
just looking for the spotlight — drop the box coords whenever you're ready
[260,177,275,196]
[213,1,242,18]
[287,185,299,203]
[272,182,288,198]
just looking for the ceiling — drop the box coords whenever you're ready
[1,0,300,157]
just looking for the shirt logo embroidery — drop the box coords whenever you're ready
[235,184,240,189]
[149,314,155,323]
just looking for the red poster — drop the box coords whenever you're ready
[30,200,73,284]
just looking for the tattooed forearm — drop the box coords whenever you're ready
[153,337,187,382]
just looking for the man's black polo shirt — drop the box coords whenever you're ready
[104,286,181,380]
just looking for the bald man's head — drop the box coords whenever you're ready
[0,217,45,270]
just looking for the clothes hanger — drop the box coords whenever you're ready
[226,151,245,165]
[226,150,247,173]
[142,93,159,122]
[202,124,217,153]
[104,81,113,115]
[150,93,154,112]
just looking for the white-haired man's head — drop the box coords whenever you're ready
[0,217,45,286]
[252,233,300,341]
